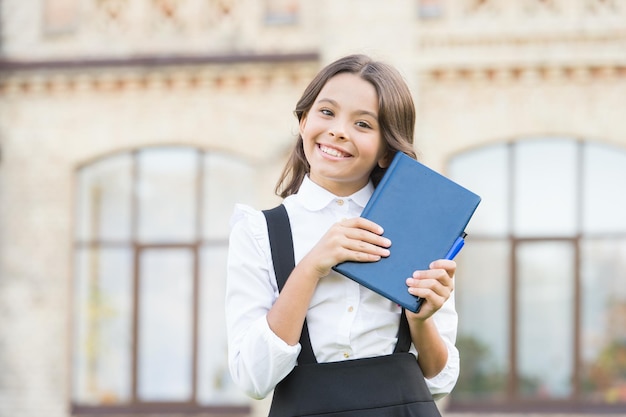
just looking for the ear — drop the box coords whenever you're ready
[299,113,308,136]
[377,150,393,169]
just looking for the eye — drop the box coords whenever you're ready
[356,120,372,129]
[320,108,334,116]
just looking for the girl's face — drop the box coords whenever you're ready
[299,72,388,197]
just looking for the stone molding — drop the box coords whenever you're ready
[0,53,319,95]
[421,64,626,84]
[420,64,626,83]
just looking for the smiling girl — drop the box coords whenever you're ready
[226,54,459,416]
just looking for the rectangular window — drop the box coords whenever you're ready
[514,140,578,237]
[581,238,626,404]
[137,149,198,243]
[203,153,255,240]
[76,154,133,242]
[264,0,299,25]
[137,248,195,401]
[73,148,253,414]
[448,144,509,237]
[583,144,626,234]
[448,139,626,413]
[198,246,247,404]
[516,241,575,399]
[73,247,133,404]
[455,240,510,402]
[418,0,445,19]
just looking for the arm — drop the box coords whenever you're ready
[226,208,300,399]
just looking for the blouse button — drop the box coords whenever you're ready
[348,306,354,313]
[336,199,344,206]
[343,352,350,358]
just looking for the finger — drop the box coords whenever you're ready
[412,268,453,286]
[406,277,452,298]
[406,282,451,313]
[343,238,391,258]
[344,249,386,263]
[343,228,391,250]
[406,286,447,311]
[342,217,386,236]
[429,259,457,278]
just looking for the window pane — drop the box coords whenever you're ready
[583,143,626,234]
[198,246,248,405]
[264,0,299,24]
[454,240,510,402]
[73,247,133,404]
[137,148,198,242]
[581,238,626,404]
[418,0,444,19]
[514,139,578,237]
[517,242,575,399]
[203,153,256,240]
[76,154,132,241]
[138,249,194,401]
[449,144,508,236]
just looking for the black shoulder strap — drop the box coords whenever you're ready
[394,309,412,353]
[263,204,317,364]
[263,204,295,291]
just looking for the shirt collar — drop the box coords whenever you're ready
[296,176,374,211]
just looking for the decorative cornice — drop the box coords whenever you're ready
[0,52,320,95]
[421,64,626,84]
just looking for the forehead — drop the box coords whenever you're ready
[317,73,379,112]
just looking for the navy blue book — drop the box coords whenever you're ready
[332,152,481,313]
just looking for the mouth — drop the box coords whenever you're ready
[318,144,352,158]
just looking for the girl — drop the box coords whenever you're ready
[226,54,459,416]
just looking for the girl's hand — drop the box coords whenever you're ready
[405,259,455,320]
[301,217,391,279]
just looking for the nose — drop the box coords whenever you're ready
[329,119,348,140]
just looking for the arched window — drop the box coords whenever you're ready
[447,138,626,413]
[71,146,253,414]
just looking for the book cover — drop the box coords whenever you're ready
[332,152,481,313]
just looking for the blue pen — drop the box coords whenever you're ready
[445,232,467,260]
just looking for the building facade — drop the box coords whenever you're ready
[1,1,625,416]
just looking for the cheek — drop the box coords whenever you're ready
[373,137,388,160]
[302,136,317,161]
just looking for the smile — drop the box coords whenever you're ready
[319,144,351,158]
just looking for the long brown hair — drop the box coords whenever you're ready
[275,54,417,198]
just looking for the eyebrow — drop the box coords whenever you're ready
[317,98,379,120]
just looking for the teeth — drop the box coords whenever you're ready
[320,145,348,158]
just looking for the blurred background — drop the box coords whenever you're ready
[1,0,625,416]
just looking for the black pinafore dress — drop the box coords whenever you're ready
[263,205,442,417]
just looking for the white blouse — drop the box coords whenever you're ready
[225,176,460,400]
